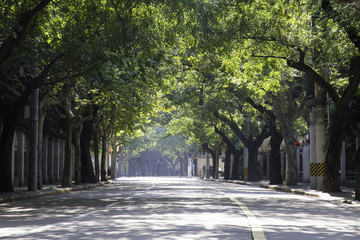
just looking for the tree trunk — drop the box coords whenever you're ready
[247,143,259,181]
[356,162,360,201]
[352,146,360,200]
[179,155,184,177]
[201,143,219,179]
[210,151,218,179]
[285,144,298,186]
[288,53,360,191]
[0,117,16,192]
[73,125,82,185]
[324,103,350,192]
[230,148,241,180]
[101,134,107,181]
[224,148,231,180]
[81,120,96,183]
[182,152,188,177]
[269,125,283,184]
[323,138,343,191]
[273,95,299,186]
[62,117,73,187]
[94,132,100,182]
[282,124,298,186]
[37,109,47,189]
[110,138,117,179]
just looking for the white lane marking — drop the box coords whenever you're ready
[211,187,267,240]
[72,210,99,219]
[105,202,119,208]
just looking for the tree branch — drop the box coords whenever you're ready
[251,55,287,60]
[322,0,360,51]
[0,79,22,97]
[0,0,53,65]
[213,125,235,151]
[213,111,248,143]
[287,59,340,103]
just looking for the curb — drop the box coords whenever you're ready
[209,179,360,206]
[0,182,107,204]
[260,184,321,198]
[208,179,332,199]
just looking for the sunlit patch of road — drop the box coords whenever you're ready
[0,177,253,240]
[2,177,357,240]
[206,180,360,240]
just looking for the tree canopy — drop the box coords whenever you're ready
[1,0,360,195]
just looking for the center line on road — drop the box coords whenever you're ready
[210,186,267,240]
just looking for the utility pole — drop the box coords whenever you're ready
[309,113,317,189]
[309,14,326,191]
[314,86,326,191]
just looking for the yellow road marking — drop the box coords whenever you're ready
[211,187,267,240]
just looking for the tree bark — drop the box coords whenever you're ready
[213,112,269,181]
[93,131,100,182]
[72,109,93,185]
[182,153,188,177]
[269,123,283,184]
[323,57,360,192]
[240,94,283,183]
[213,126,239,179]
[110,138,118,179]
[80,119,96,183]
[202,143,219,179]
[101,134,107,181]
[247,143,260,181]
[224,148,231,180]
[73,126,82,185]
[213,152,219,179]
[62,116,74,187]
[356,160,360,201]
[278,117,298,186]
[323,105,347,192]
[37,108,47,189]
[0,116,17,192]
[272,90,301,186]
[351,146,360,200]
[231,148,242,180]
[284,132,298,186]
[61,84,75,187]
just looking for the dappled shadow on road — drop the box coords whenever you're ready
[0,186,124,234]
[52,197,251,240]
[212,183,360,240]
[0,179,252,240]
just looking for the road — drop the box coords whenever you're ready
[0,177,359,240]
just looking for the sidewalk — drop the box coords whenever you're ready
[218,179,360,208]
[0,182,106,204]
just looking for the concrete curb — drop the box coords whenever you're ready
[206,179,356,202]
[260,184,321,198]
[0,182,107,204]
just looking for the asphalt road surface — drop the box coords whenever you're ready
[0,177,359,240]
